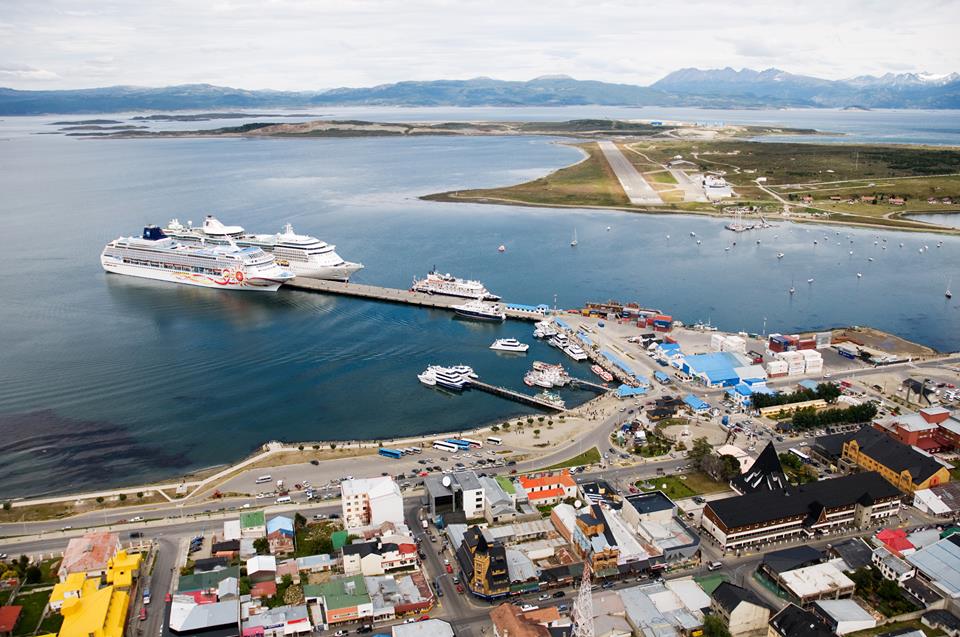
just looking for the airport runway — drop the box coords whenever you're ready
[597,140,664,205]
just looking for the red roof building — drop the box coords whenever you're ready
[517,470,577,505]
[876,528,915,556]
[250,581,278,599]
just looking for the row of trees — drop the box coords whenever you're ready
[687,436,741,481]
[791,402,877,430]
[751,382,841,409]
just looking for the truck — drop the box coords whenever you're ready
[421,519,428,530]
[276,479,284,491]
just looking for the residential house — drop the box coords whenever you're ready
[711,582,771,637]
[58,532,121,581]
[240,511,266,540]
[241,604,311,637]
[811,599,876,635]
[303,575,373,626]
[295,555,335,573]
[341,541,418,576]
[872,546,916,583]
[517,471,576,508]
[768,603,834,637]
[246,556,277,584]
[266,516,295,556]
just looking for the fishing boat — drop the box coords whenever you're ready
[498,245,506,253]
[570,229,578,247]
[776,252,784,259]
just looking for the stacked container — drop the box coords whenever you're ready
[652,314,672,332]
[802,349,823,374]
[815,332,832,349]
[776,350,806,376]
[766,359,788,377]
[722,335,747,354]
[710,333,726,351]
[798,337,817,350]
[768,333,788,353]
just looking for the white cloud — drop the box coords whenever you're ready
[0,0,956,89]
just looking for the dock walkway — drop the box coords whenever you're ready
[284,278,544,321]
[467,379,567,412]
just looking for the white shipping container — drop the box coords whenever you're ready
[801,350,823,361]
[815,332,832,348]
[766,360,788,373]
[723,336,747,354]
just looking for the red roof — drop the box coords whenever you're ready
[518,470,574,490]
[0,606,21,633]
[526,487,566,501]
[876,528,915,555]
[398,543,417,554]
[250,581,278,598]
[182,591,218,604]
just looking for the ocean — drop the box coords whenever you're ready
[0,108,958,497]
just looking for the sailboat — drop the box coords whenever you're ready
[570,229,578,247]
[948,277,954,299]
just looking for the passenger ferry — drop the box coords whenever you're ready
[418,365,474,390]
[164,216,363,281]
[452,299,506,322]
[412,270,500,300]
[564,343,589,361]
[101,226,294,291]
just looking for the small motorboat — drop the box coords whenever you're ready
[498,244,506,253]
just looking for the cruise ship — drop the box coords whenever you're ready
[101,226,295,291]
[164,216,363,281]
[411,270,500,300]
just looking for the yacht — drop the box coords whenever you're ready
[450,365,478,379]
[412,270,500,300]
[564,343,588,361]
[533,320,558,339]
[164,216,362,281]
[490,338,529,353]
[776,252,785,259]
[536,391,565,409]
[452,299,506,322]
[549,332,569,349]
[101,226,294,291]
[570,229,578,247]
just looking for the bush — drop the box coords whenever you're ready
[2,502,10,511]
[491,425,500,432]
[118,493,127,502]
[96,496,104,504]
[298,444,305,452]
[136,492,143,499]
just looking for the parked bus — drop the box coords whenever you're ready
[379,448,403,459]
[433,441,459,453]
[459,438,483,449]
[444,439,472,450]
[486,436,503,446]
[255,475,272,484]
[788,448,811,464]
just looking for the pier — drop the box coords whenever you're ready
[284,278,547,321]
[466,379,568,412]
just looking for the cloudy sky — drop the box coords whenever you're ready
[1,0,956,90]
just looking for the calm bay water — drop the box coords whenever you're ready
[1,110,959,497]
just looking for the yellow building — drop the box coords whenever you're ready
[842,426,950,494]
[48,549,142,637]
[59,579,129,637]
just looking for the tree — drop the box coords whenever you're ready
[491,425,500,432]
[294,513,307,529]
[253,537,270,555]
[312,444,320,450]
[96,496,104,504]
[136,492,144,499]
[2,502,10,511]
[239,576,251,595]
[118,493,127,502]
[538,416,545,423]
[533,429,541,439]
[703,615,732,637]
[527,417,534,425]
[330,443,337,450]
[688,437,713,469]
[502,423,511,430]
[24,565,42,584]
[298,445,305,452]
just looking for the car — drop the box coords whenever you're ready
[456,584,464,593]
[139,608,147,621]
[329,513,340,519]
[552,591,566,598]
[707,561,722,571]
[310,459,319,465]
[692,496,706,504]
[312,514,327,520]
[242,503,251,508]
[356,626,372,634]
[452,576,459,584]
[445,564,453,574]
[601,581,615,589]
[335,631,348,636]
[164,593,172,603]
[418,615,430,621]
[129,516,143,522]
[129,531,143,539]
[557,604,570,613]
[520,604,538,612]
[538,593,551,601]
[628,486,638,494]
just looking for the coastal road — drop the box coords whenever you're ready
[597,141,664,205]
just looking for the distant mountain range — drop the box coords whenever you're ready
[2,68,958,114]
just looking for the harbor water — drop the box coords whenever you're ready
[0,111,959,497]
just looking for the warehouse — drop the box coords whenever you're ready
[701,472,902,552]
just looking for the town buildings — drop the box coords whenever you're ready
[840,425,950,493]
[456,526,510,599]
[710,582,770,637]
[58,532,121,581]
[423,471,485,520]
[340,476,404,530]
[701,472,901,551]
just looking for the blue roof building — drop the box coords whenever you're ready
[602,349,638,377]
[267,516,294,537]
[616,384,648,398]
[682,352,744,387]
[798,379,820,391]
[683,394,710,412]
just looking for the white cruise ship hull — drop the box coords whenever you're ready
[101,256,285,292]
[285,260,364,281]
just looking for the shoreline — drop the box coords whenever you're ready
[2,321,946,508]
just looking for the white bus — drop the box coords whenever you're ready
[255,475,272,484]
[788,448,811,464]
[460,438,483,449]
[486,436,503,446]
[433,441,459,453]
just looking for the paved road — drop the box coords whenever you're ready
[668,169,708,203]
[597,141,663,205]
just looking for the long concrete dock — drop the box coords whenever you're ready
[284,278,546,321]
[467,379,568,412]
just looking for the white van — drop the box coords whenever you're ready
[275,495,292,504]
[707,561,722,571]
[255,475,272,484]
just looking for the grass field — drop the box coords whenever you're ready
[637,472,729,500]
[645,170,678,185]
[12,589,50,636]
[427,142,630,208]
[849,620,943,637]
[693,573,729,595]
[544,447,601,470]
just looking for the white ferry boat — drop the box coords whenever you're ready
[533,320,558,339]
[418,365,473,390]
[411,270,500,300]
[101,226,294,291]
[549,332,569,349]
[564,343,589,361]
[490,338,529,353]
[164,216,363,281]
[452,299,506,322]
